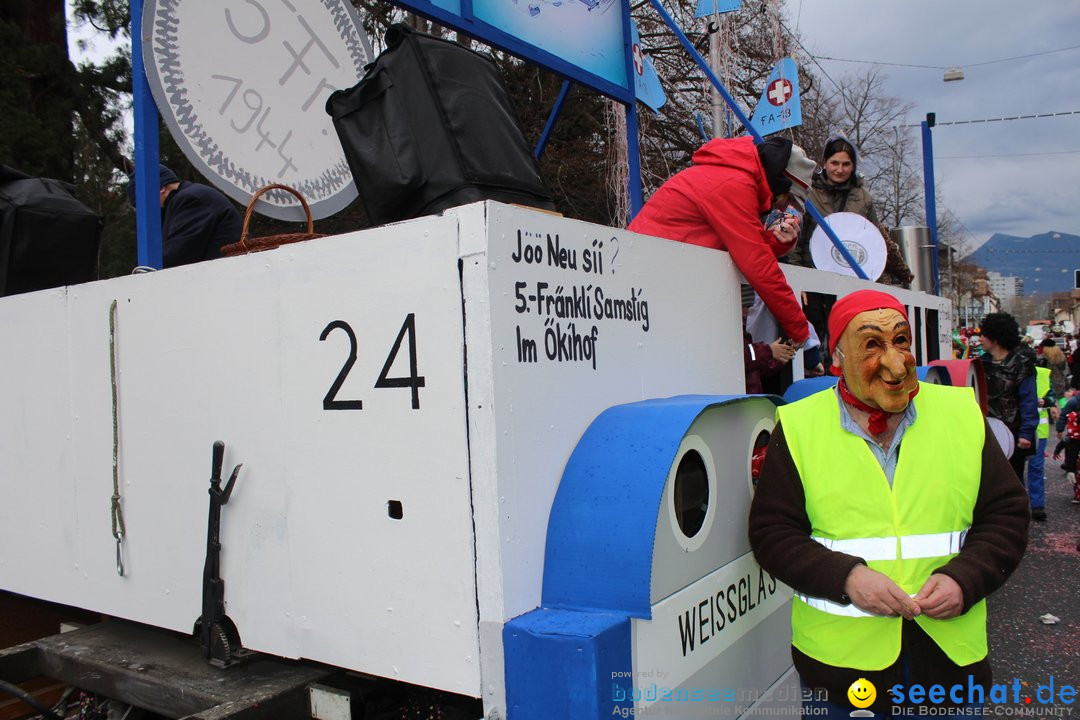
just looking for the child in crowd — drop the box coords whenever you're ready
[1052,401,1080,504]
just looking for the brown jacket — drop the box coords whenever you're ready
[749,409,1029,711]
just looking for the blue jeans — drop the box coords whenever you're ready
[1025,437,1047,509]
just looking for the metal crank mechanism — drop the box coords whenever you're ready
[193,440,244,668]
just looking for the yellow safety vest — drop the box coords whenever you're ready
[1036,366,1051,440]
[778,382,987,669]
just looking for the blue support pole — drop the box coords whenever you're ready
[625,102,643,217]
[648,0,756,140]
[131,0,163,269]
[921,117,941,295]
[646,0,868,280]
[535,81,573,160]
[622,4,643,217]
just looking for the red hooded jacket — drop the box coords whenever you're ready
[628,136,809,344]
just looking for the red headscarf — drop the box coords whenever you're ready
[827,289,909,355]
[828,289,917,433]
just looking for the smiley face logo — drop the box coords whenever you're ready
[847,678,876,709]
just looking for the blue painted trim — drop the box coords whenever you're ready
[917,365,952,385]
[782,376,838,404]
[131,0,163,269]
[785,371,951,405]
[542,394,775,619]
[504,608,632,720]
[921,120,941,295]
[393,0,632,101]
[535,81,572,160]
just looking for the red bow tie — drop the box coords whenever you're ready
[837,377,919,435]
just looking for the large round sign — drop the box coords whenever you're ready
[143,0,374,221]
[809,211,887,280]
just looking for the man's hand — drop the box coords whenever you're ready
[1018,438,1032,450]
[913,574,964,619]
[769,215,801,245]
[843,565,920,620]
[769,338,796,363]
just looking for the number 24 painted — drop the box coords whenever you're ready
[319,314,426,410]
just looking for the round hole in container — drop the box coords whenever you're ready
[746,415,776,497]
[672,449,709,539]
[750,430,771,489]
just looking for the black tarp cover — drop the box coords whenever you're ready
[0,165,102,296]
[326,24,555,226]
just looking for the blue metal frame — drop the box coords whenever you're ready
[647,0,868,280]
[620,5,643,215]
[921,119,941,295]
[535,81,573,159]
[131,0,163,269]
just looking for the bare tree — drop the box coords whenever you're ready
[875,126,925,229]
[824,68,911,180]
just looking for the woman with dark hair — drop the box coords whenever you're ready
[790,136,913,288]
[979,312,1040,514]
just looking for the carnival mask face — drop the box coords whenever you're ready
[832,308,917,413]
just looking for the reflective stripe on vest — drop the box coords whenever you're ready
[809,529,969,564]
[778,382,988,669]
[797,594,877,618]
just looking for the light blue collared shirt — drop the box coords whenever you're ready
[835,386,918,487]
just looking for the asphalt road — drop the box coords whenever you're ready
[986,453,1080,713]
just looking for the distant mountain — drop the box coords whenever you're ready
[963,231,1080,295]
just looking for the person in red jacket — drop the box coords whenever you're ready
[628,135,816,345]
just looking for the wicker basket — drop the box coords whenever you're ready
[221,184,325,257]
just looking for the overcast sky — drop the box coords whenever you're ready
[791,1,1080,252]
